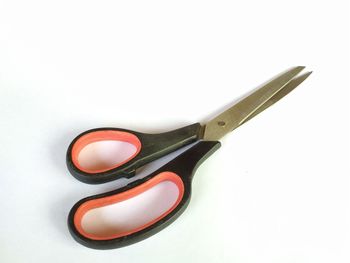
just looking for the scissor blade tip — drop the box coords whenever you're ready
[288,66,306,75]
[300,71,313,78]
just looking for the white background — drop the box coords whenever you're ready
[0,0,349,262]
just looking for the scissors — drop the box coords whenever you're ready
[66,66,311,249]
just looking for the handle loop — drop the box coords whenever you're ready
[71,130,142,173]
[66,123,203,184]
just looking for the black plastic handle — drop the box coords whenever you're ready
[68,140,221,249]
[66,123,203,184]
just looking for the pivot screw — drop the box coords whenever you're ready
[217,121,226,127]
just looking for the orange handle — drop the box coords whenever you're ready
[70,129,142,174]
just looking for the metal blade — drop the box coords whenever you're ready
[241,71,312,125]
[202,66,306,141]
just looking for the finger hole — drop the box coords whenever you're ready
[71,130,142,173]
[82,181,178,237]
[74,172,185,240]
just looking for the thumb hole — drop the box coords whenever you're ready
[78,140,137,172]
[70,130,142,173]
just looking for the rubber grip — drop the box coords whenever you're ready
[68,140,221,249]
[66,123,203,184]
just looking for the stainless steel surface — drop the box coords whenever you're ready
[202,67,311,141]
[241,71,312,125]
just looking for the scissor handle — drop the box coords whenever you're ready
[68,140,220,249]
[66,123,203,184]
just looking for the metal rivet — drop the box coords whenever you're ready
[217,121,226,127]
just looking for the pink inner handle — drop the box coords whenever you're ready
[71,130,142,173]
